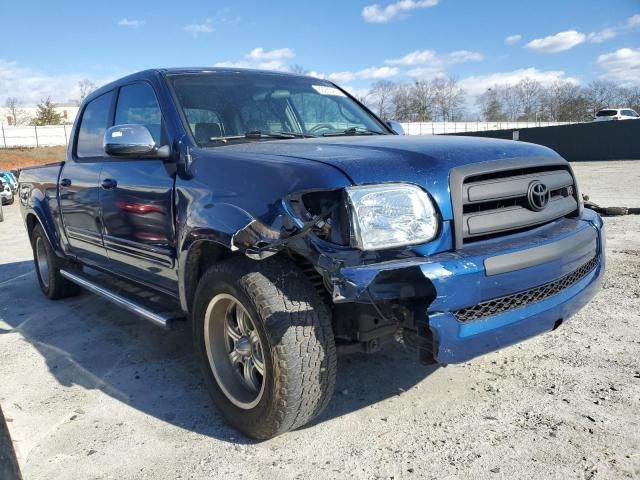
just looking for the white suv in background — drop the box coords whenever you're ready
[594,108,640,121]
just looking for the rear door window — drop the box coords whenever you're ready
[76,91,114,159]
[595,110,617,117]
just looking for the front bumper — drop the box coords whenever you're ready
[334,208,605,364]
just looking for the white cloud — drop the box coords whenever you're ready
[117,18,145,28]
[385,49,482,68]
[628,14,640,28]
[459,67,579,96]
[383,48,483,79]
[386,50,437,66]
[214,47,296,72]
[362,0,438,23]
[505,34,522,45]
[0,59,116,105]
[247,48,295,61]
[184,19,214,37]
[525,30,587,53]
[447,50,484,63]
[327,71,356,83]
[326,66,400,84]
[597,47,640,85]
[405,66,444,78]
[357,66,399,79]
[587,28,617,44]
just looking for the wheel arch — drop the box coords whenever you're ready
[179,238,238,314]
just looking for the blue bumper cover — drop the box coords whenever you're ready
[338,209,605,364]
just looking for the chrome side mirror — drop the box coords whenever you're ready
[387,120,405,135]
[104,124,170,159]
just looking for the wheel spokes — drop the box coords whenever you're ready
[243,358,260,391]
[225,314,242,342]
[228,349,242,365]
[235,305,250,335]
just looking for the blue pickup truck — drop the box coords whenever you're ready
[18,68,604,439]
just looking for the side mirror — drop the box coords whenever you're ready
[387,120,405,135]
[104,124,170,159]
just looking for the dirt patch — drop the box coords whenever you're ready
[0,147,67,171]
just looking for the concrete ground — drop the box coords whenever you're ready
[0,161,639,480]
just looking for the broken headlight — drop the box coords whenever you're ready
[345,183,438,250]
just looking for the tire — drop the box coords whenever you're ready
[0,205,3,222]
[7,195,14,205]
[193,256,336,439]
[31,224,81,299]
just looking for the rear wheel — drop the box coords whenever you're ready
[31,224,81,299]
[193,256,336,439]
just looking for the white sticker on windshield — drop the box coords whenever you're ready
[112,131,123,138]
[312,85,346,97]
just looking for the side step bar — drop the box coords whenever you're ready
[60,269,180,330]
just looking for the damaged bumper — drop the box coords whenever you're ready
[333,209,605,364]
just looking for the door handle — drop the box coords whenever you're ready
[60,178,71,187]
[101,178,118,190]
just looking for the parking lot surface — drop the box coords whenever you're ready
[0,161,639,479]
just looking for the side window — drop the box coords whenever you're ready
[76,91,114,159]
[115,83,163,145]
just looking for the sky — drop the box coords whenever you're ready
[1,0,638,107]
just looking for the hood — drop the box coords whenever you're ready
[218,135,563,221]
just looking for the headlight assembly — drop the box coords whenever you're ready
[345,183,438,250]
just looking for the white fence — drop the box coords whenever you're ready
[0,121,578,148]
[399,121,575,136]
[1,125,72,148]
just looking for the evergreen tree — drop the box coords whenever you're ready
[33,97,63,125]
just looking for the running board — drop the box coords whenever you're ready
[60,269,181,330]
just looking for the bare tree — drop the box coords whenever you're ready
[391,83,413,121]
[583,80,619,116]
[289,65,309,75]
[477,87,506,121]
[78,79,97,104]
[432,77,465,121]
[515,78,544,121]
[4,97,28,126]
[411,80,436,121]
[540,81,589,121]
[368,81,397,120]
[497,85,522,121]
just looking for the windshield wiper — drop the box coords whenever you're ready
[205,130,314,144]
[321,126,385,137]
[244,130,314,139]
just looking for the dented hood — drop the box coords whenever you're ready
[220,135,562,221]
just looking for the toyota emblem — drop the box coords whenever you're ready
[527,180,550,211]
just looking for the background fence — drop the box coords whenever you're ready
[1,122,580,148]
[399,121,575,135]
[1,125,71,148]
[450,120,640,161]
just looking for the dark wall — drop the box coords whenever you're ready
[450,120,640,161]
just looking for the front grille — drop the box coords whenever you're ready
[449,160,580,248]
[453,256,599,322]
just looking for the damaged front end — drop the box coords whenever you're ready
[216,186,444,364]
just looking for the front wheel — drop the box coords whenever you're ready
[193,256,336,439]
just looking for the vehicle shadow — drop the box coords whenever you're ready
[0,260,437,444]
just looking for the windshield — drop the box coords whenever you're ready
[168,72,388,146]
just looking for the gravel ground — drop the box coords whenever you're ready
[0,161,638,480]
